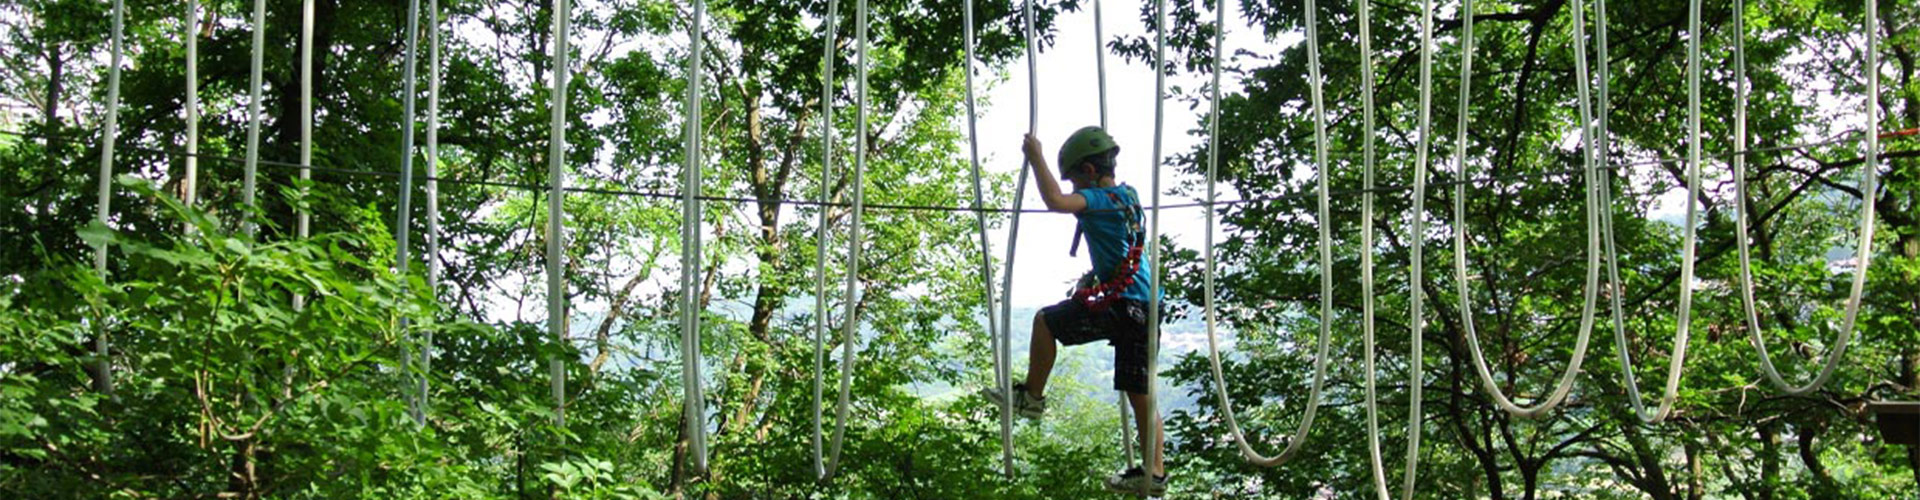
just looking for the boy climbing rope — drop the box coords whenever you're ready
[982,126,1167,495]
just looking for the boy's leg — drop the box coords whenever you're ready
[1126,391,1165,477]
[987,301,1098,419]
[1111,299,1163,479]
[1025,312,1056,398]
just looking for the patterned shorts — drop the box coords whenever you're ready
[1040,298,1156,394]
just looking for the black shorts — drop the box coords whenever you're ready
[1040,298,1157,394]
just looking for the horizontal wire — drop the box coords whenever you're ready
[4,126,1900,215]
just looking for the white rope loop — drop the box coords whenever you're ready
[1616,0,1707,424]
[425,0,441,290]
[1197,0,1337,468]
[547,0,572,427]
[823,0,870,479]
[1592,0,1633,422]
[1090,0,1136,470]
[1732,0,1878,397]
[420,0,440,416]
[812,0,845,481]
[90,0,126,394]
[1451,0,1604,420]
[243,0,267,237]
[299,0,314,242]
[955,0,1017,478]
[680,0,710,472]
[397,0,425,425]
[184,0,200,211]
[1354,0,1422,494]
[1356,0,1385,487]
[989,0,1043,479]
[1602,0,1704,424]
[1652,0,1705,424]
[1139,0,1169,488]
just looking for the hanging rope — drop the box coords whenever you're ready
[1615,0,1707,424]
[243,0,266,237]
[1193,0,1335,469]
[1451,0,1604,419]
[184,0,200,212]
[1605,0,1712,425]
[397,0,426,426]
[818,0,870,480]
[298,0,314,244]
[956,0,1016,478]
[989,0,1042,479]
[1733,0,1878,397]
[89,0,126,395]
[547,0,572,428]
[1087,0,1135,472]
[1593,0,1635,428]
[679,0,710,473]
[1138,0,1168,488]
[1356,0,1421,493]
[812,0,847,481]
[420,0,441,421]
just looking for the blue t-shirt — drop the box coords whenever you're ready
[1076,185,1154,303]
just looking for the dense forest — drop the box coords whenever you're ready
[2,0,1916,498]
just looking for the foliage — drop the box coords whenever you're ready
[2,0,1917,498]
[1131,0,1920,497]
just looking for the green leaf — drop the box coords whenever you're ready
[77,220,116,249]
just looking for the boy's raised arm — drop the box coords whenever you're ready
[1023,134,1087,213]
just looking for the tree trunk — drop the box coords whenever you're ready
[1797,427,1836,493]
[1759,424,1778,500]
[668,409,689,496]
[44,45,63,170]
[1520,461,1539,500]
[1623,422,1676,499]
[226,439,258,499]
[1684,437,1704,500]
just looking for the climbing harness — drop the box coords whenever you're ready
[1069,189,1147,313]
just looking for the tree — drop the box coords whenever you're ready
[1142,0,1918,497]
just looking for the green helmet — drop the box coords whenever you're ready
[1056,126,1119,179]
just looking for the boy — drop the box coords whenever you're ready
[982,126,1166,495]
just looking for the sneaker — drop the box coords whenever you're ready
[979,382,1047,419]
[1103,467,1168,496]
